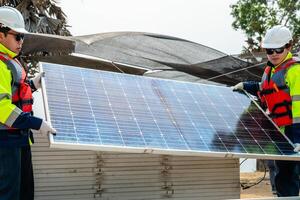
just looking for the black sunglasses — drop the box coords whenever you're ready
[7,32,25,41]
[265,47,285,55]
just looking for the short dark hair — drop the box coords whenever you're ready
[0,24,10,36]
[285,40,293,48]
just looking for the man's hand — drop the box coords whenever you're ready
[288,123,300,152]
[232,82,244,91]
[39,120,56,135]
[32,72,45,90]
[294,143,300,152]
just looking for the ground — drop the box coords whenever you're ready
[240,172,276,199]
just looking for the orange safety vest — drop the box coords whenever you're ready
[258,58,299,127]
[0,53,33,130]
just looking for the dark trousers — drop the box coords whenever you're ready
[275,160,299,197]
[20,145,34,200]
[0,147,21,200]
[267,160,277,192]
[0,146,34,200]
[274,125,300,197]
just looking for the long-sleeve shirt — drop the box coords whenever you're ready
[0,43,42,147]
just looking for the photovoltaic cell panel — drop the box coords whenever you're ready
[41,62,300,161]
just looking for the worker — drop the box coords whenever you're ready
[233,25,300,197]
[0,6,56,200]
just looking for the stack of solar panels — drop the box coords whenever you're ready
[31,136,99,200]
[32,146,239,200]
[98,153,239,200]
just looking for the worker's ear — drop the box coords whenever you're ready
[0,32,5,41]
[286,41,293,52]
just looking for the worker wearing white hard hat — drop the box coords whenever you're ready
[0,6,28,33]
[261,25,292,49]
[233,25,300,197]
[0,6,56,200]
[261,25,294,67]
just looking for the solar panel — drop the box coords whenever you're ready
[41,62,300,161]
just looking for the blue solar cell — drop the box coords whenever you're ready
[42,62,300,160]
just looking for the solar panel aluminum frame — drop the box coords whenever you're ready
[39,62,300,161]
[244,91,295,146]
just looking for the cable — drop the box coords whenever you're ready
[240,158,248,166]
[206,61,264,82]
[111,61,125,73]
[240,159,267,190]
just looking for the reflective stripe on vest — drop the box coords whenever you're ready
[259,58,300,127]
[0,53,33,130]
[294,117,300,123]
[5,107,22,127]
[0,93,11,100]
[292,95,300,102]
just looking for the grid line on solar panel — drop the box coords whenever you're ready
[42,62,300,160]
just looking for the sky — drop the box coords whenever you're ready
[59,0,244,55]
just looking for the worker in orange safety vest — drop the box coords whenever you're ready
[233,25,300,197]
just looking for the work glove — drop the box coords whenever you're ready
[294,143,300,152]
[286,123,300,152]
[38,120,56,135]
[232,82,244,91]
[32,72,45,90]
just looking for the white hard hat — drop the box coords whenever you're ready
[261,25,292,48]
[0,6,27,33]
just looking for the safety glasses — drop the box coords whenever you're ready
[265,47,285,55]
[7,32,25,41]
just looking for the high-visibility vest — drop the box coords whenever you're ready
[0,53,33,130]
[258,58,299,127]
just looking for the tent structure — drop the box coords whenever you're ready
[23,32,264,85]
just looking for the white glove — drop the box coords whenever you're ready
[32,72,45,90]
[232,82,244,91]
[294,143,300,152]
[39,120,56,135]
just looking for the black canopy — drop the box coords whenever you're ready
[23,32,264,85]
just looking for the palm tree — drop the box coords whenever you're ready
[0,0,71,35]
